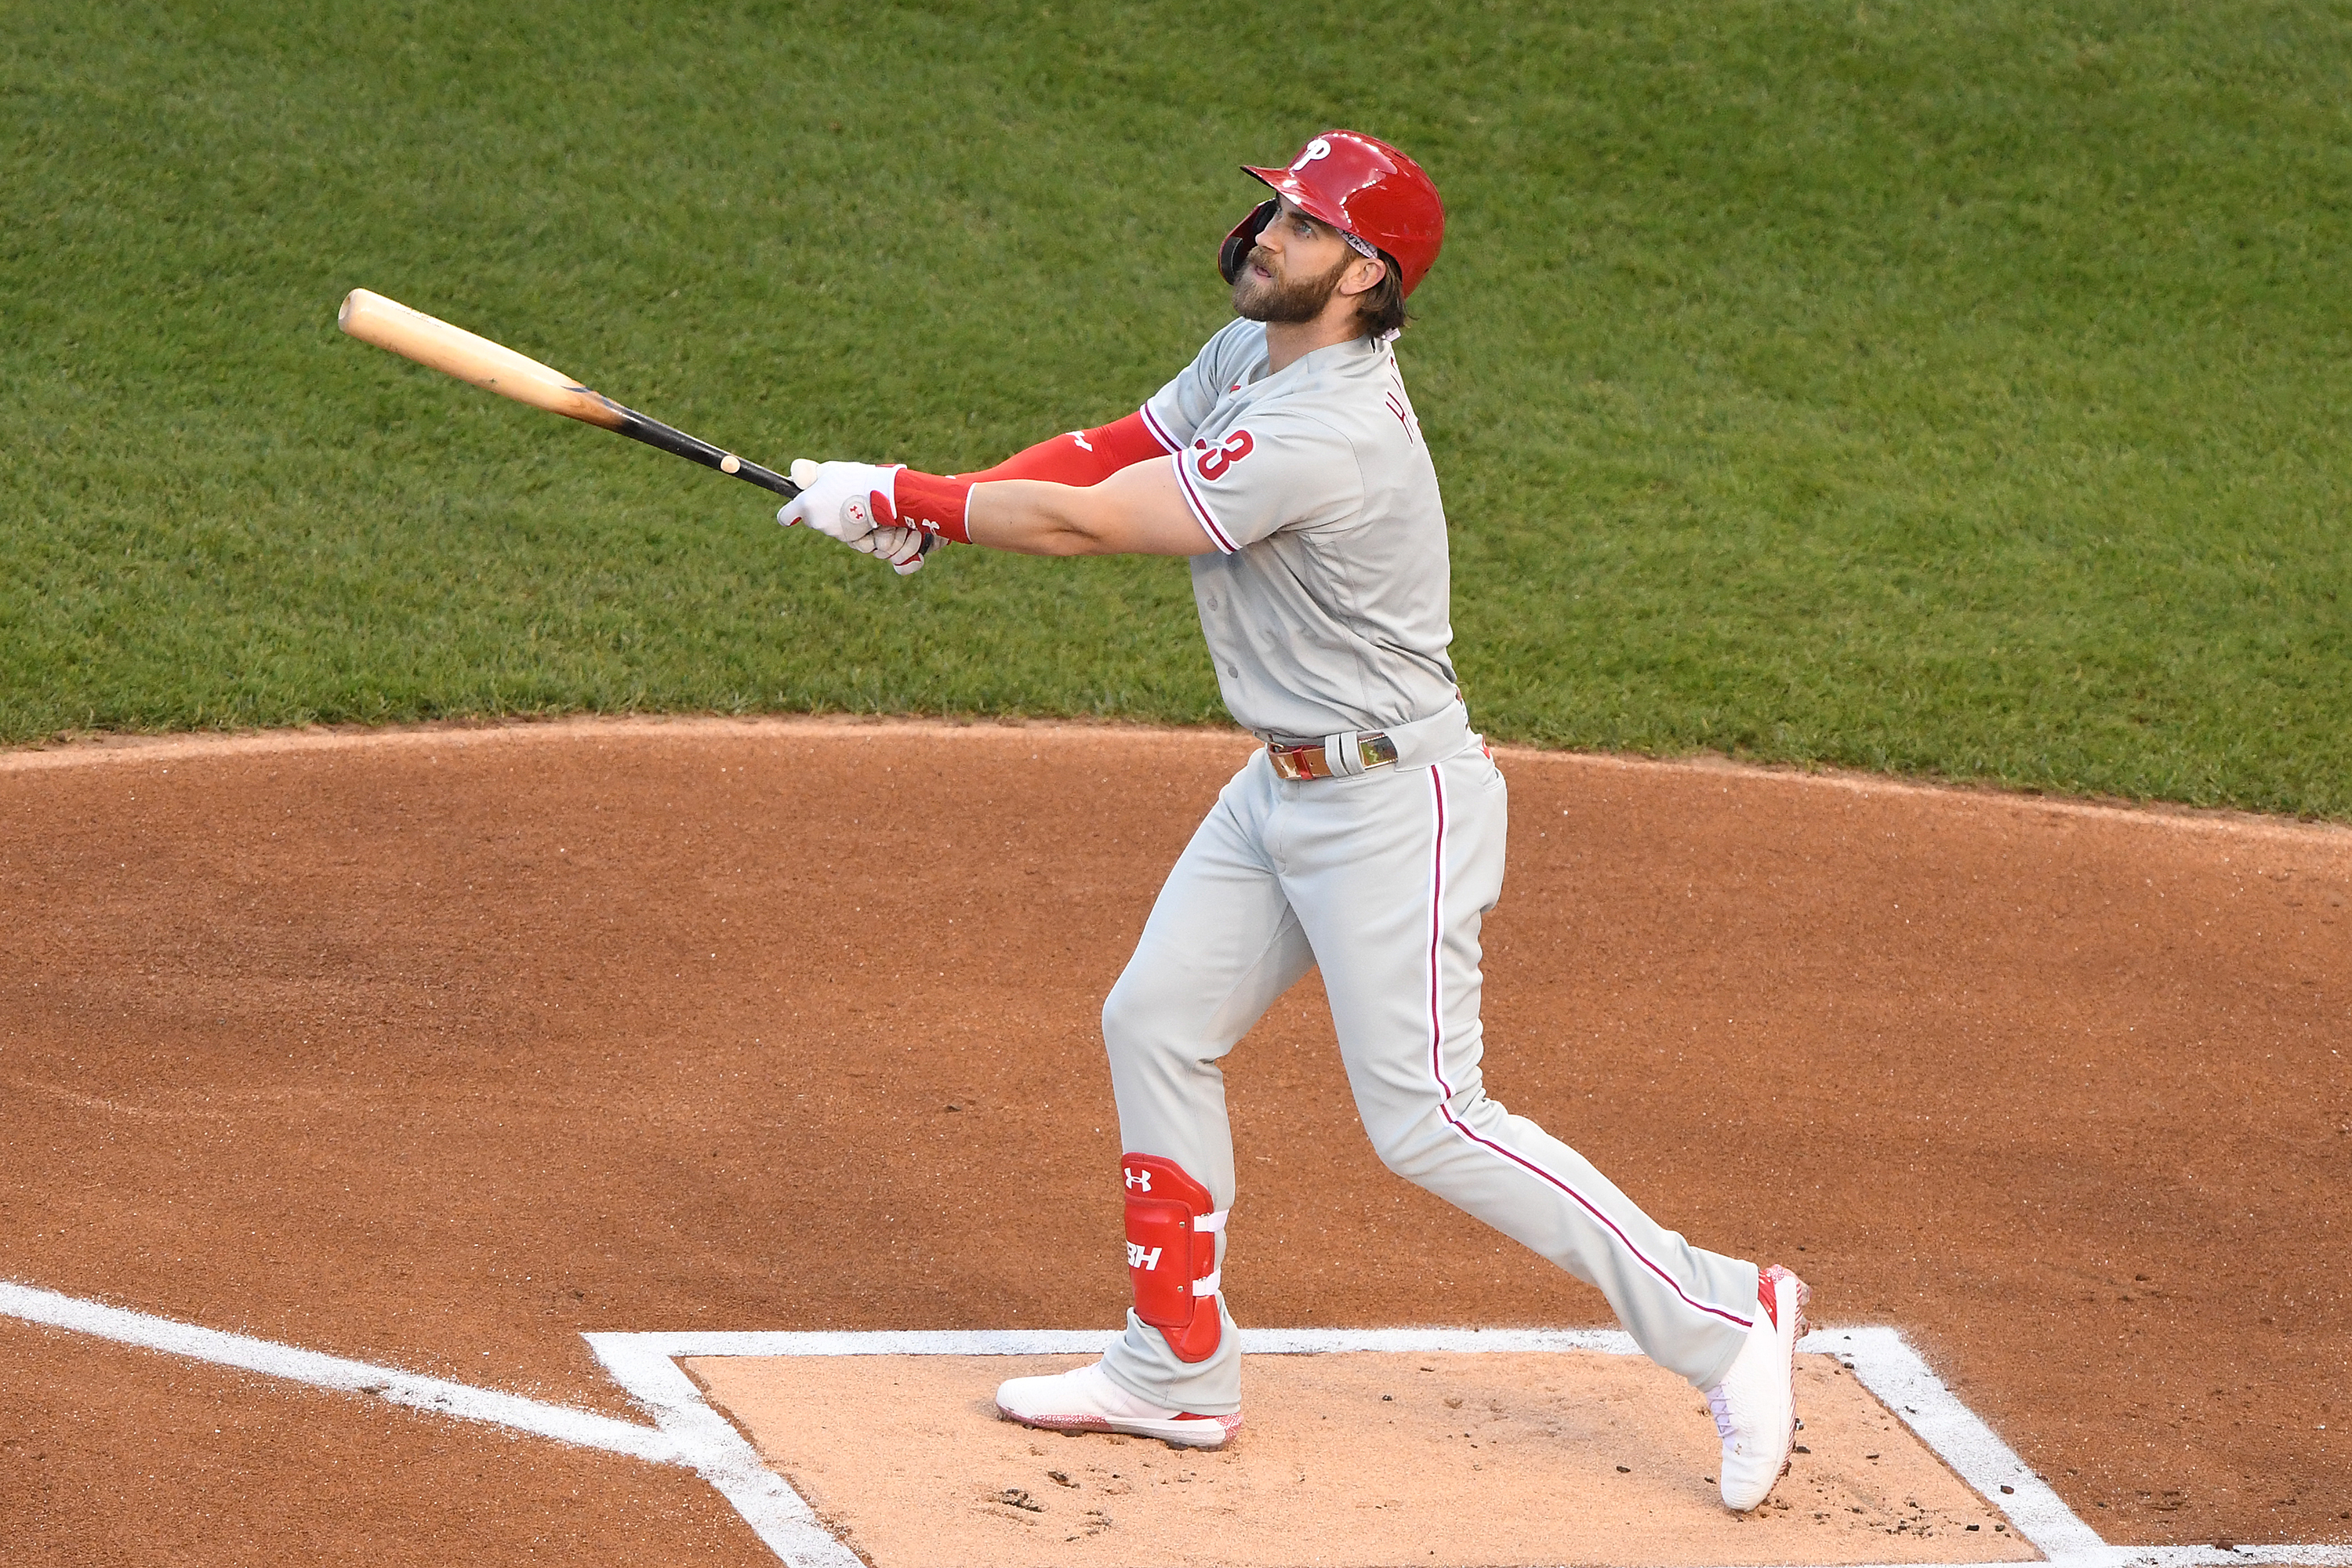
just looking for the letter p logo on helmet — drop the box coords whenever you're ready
[1238,129,1447,297]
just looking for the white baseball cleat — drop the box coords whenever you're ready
[1706,1264,1812,1512]
[994,1361,1240,1450]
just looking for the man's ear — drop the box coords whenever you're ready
[1338,254,1388,299]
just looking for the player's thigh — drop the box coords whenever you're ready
[1103,759,1312,1051]
[1280,750,1508,1097]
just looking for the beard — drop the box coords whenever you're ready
[1231,245,1353,325]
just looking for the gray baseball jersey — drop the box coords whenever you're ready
[1087,318,1763,1421]
[1142,320,1460,741]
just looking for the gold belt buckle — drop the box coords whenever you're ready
[1267,742,1327,780]
[1267,731,1396,780]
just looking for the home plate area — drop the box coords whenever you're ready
[689,1348,2014,1568]
[586,1326,2103,1568]
[18,1283,2334,1568]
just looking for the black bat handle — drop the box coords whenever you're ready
[597,395,943,560]
[603,401,801,497]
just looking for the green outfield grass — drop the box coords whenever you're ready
[5,2,2349,814]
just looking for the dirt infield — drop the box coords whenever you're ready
[1,717,2346,1563]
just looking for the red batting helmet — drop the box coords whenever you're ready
[1218,130,1446,297]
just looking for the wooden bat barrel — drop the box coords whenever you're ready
[335,288,801,498]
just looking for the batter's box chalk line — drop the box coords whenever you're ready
[1,1283,2340,1568]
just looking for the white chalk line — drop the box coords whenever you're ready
[0,1280,678,1465]
[585,1330,866,1568]
[3,1283,2343,1568]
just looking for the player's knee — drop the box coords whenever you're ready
[1101,967,1174,1058]
[1363,1068,1507,1179]
[1363,1106,1454,1185]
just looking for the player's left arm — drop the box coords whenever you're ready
[780,457,1215,558]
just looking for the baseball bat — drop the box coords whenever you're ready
[336,288,800,499]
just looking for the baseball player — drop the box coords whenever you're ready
[779,130,1809,1512]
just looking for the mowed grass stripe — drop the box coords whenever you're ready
[4,2,2347,815]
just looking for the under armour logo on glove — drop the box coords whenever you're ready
[1123,1167,1153,1192]
[779,459,902,544]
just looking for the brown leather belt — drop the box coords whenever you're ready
[1266,730,1400,781]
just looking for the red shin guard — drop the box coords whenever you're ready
[1122,1154,1225,1363]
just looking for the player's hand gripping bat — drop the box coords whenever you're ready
[337,288,810,499]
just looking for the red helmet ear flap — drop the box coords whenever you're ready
[1218,198,1278,285]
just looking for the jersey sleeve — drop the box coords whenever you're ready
[1171,408,1363,554]
[1141,319,1256,451]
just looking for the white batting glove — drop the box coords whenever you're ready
[778,459,902,544]
[853,524,929,575]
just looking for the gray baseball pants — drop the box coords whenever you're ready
[1098,738,1759,1417]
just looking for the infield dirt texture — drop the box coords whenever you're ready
[2,720,2347,1562]
[3,1,2350,1563]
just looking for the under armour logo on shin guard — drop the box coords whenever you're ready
[1121,1152,1222,1363]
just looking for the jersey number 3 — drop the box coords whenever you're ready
[1194,429,1254,480]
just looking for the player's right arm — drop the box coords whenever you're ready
[802,403,1189,571]
[966,459,1214,557]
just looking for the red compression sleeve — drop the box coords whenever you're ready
[891,469,977,543]
[964,408,1174,486]
[900,410,1171,544]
